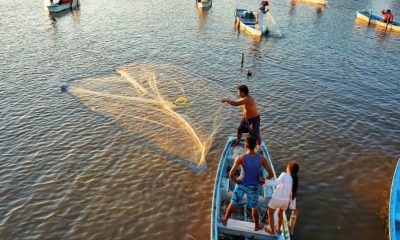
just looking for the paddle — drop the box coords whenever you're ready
[368,11,372,25]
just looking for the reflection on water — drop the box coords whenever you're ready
[197,7,210,32]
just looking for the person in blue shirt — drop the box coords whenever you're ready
[221,136,274,231]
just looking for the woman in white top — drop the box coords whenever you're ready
[265,161,300,234]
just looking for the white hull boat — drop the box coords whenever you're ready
[196,0,212,9]
[47,0,79,13]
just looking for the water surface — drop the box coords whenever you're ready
[0,0,399,239]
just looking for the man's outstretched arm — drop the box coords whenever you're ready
[220,98,245,106]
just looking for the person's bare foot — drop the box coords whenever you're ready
[254,223,264,231]
[221,218,228,226]
[265,226,275,234]
[275,226,281,234]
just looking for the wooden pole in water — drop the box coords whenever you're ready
[241,53,244,68]
[368,11,372,25]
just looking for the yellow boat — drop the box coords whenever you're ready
[356,10,400,32]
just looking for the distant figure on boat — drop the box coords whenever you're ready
[221,136,274,231]
[264,161,300,235]
[220,85,262,151]
[381,9,394,23]
[259,0,270,14]
[257,0,269,32]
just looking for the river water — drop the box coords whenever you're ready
[0,0,399,239]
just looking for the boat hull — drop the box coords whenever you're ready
[47,0,79,13]
[356,10,400,32]
[390,159,400,240]
[211,137,290,240]
[196,0,212,9]
[235,8,266,37]
[300,0,327,5]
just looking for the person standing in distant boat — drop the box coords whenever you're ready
[381,9,394,23]
[221,136,274,231]
[256,0,269,31]
[220,85,262,151]
[259,0,270,14]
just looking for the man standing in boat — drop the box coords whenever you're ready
[221,85,262,151]
[381,9,394,23]
[221,136,274,231]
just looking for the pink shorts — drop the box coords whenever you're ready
[268,197,289,210]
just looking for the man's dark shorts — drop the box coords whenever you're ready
[237,115,261,142]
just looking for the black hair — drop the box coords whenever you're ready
[237,85,249,95]
[245,136,257,150]
[288,161,300,200]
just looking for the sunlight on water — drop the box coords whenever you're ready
[68,63,230,169]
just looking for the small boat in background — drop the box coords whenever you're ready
[196,0,212,10]
[47,0,79,13]
[291,0,327,7]
[389,158,400,240]
[298,0,327,5]
[211,137,291,240]
[235,8,268,37]
[356,10,400,32]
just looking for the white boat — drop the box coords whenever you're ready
[47,0,79,13]
[211,137,291,240]
[235,8,268,37]
[196,0,212,10]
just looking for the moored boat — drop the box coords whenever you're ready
[211,137,291,240]
[196,0,212,10]
[299,0,327,5]
[356,10,400,32]
[389,158,400,240]
[47,0,79,13]
[235,8,268,37]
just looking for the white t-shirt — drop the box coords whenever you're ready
[266,172,296,209]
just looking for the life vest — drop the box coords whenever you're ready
[382,10,394,23]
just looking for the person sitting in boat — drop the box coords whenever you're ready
[221,136,274,231]
[220,85,262,151]
[264,161,300,235]
[381,9,394,23]
[259,0,270,14]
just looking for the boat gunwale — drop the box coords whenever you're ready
[389,158,400,240]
